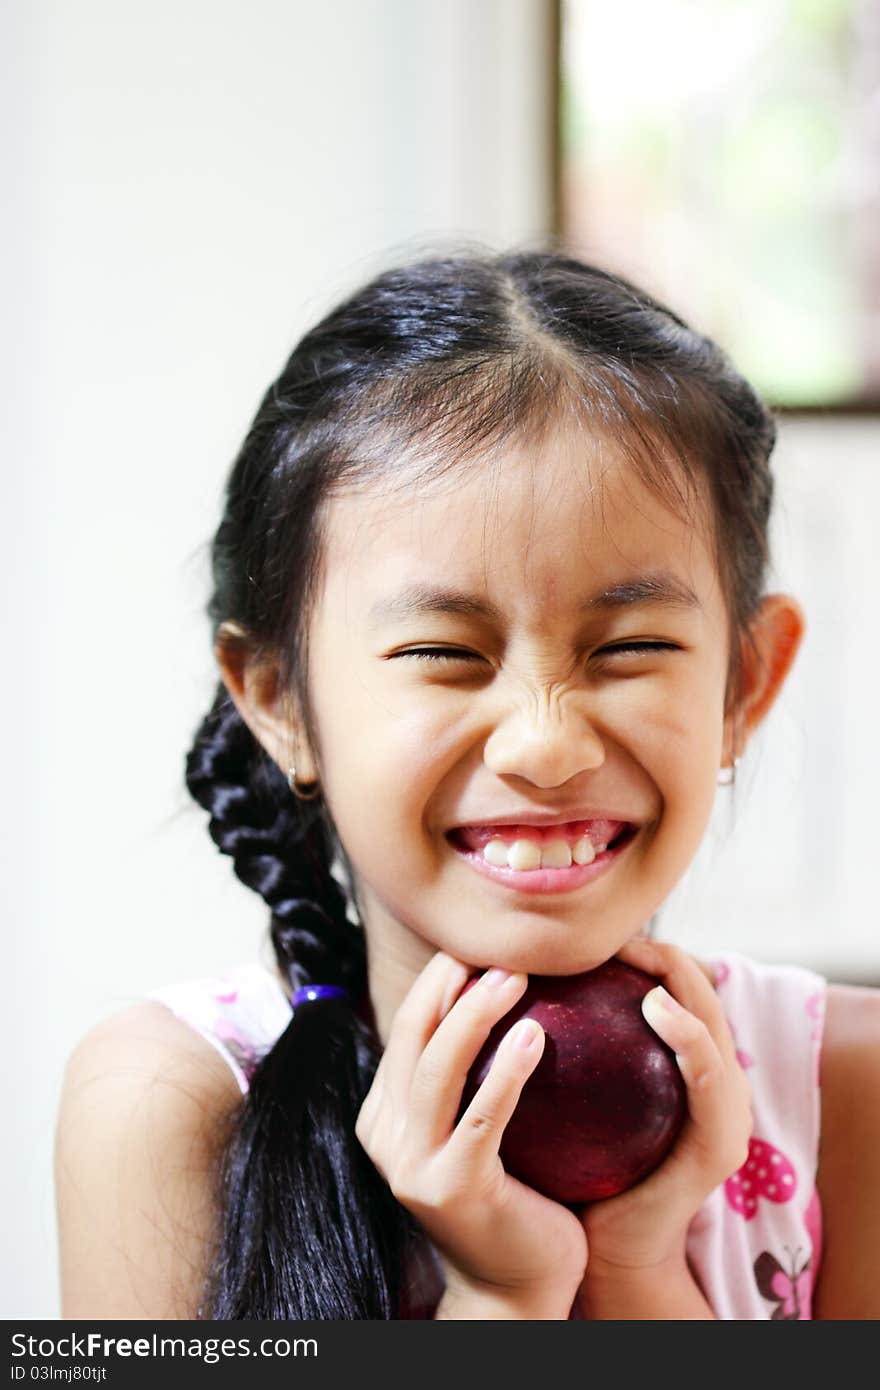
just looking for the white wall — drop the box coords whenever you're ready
[4,0,554,1319]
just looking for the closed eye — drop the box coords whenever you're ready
[596,641,681,657]
[393,647,483,663]
[392,642,681,663]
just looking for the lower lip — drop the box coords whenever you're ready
[446,827,637,895]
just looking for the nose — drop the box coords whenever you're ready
[482,690,606,788]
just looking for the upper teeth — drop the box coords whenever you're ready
[482,836,606,870]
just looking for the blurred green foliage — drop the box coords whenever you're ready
[561,0,872,406]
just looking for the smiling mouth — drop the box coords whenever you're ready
[446,820,635,866]
[444,822,638,892]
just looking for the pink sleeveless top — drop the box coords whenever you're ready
[146,949,825,1320]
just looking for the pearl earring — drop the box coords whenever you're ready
[287,765,321,800]
[717,756,741,786]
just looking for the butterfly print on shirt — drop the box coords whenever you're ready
[753,1247,812,1320]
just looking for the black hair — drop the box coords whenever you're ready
[184,247,776,1317]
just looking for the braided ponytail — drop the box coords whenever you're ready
[185,685,361,996]
[186,687,424,1318]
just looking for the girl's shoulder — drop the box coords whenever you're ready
[62,994,245,1116]
[822,977,880,1054]
[820,979,880,1127]
[820,978,880,1122]
[55,960,296,1316]
[144,958,294,1094]
[812,979,880,1317]
[55,996,245,1317]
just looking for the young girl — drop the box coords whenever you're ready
[55,249,879,1321]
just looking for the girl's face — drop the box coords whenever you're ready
[304,417,736,991]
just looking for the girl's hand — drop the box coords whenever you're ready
[576,937,752,1282]
[355,950,588,1317]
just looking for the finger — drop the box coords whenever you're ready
[375,950,472,1112]
[406,967,530,1152]
[617,937,738,1068]
[640,985,750,1174]
[448,1014,546,1167]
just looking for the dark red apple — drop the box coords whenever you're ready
[459,960,687,1204]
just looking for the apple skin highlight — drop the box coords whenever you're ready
[460,960,688,1204]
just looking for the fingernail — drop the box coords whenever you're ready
[645,984,682,1014]
[512,1018,541,1049]
[481,966,513,989]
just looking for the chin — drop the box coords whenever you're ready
[438,915,635,979]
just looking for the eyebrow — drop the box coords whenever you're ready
[367,571,702,626]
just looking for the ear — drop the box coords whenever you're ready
[723,593,806,763]
[214,622,318,782]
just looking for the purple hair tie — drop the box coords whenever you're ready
[292,984,349,1007]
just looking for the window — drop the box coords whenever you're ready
[559,0,880,408]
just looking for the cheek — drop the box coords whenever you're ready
[642,709,722,766]
[610,690,720,778]
[321,703,451,862]
[652,742,721,869]
[622,694,723,838]
[354,698,468,796]
[320,669,438,781]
